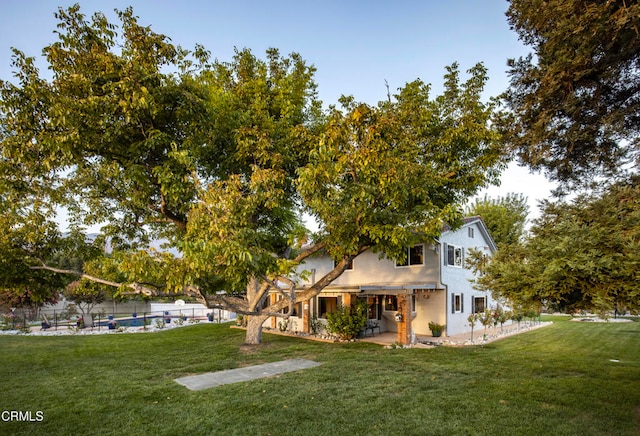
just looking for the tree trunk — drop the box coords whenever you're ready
[244,314,269,345]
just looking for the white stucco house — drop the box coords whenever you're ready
[265,216,498,345]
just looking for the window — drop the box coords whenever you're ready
[473,296,486,314]
[452,293,464,313]
[411,294,416,313]
[333,259,353,270]
[292,302,303,317]
[318,297,338,319]
[384,295,397,311]
[444,244,464,267]
[468,227,475,238]
[396,244,424,267]
[360,296,379,320]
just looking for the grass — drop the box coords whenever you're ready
[0,316,638,435]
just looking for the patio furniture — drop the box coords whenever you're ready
[364,319,381,337]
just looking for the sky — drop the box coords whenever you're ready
[0,0,555,223]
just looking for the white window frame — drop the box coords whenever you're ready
[444,243,464,268]
[473,296,487,314]
[452,293,463,313]
[317,296,339,319]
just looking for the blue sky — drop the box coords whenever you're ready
[0,0,553,219]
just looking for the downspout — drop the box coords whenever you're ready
[437,239,450,337]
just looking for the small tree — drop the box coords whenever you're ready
[325,300,368,341]
[0,288,58,324]
[493,306,509,334]
[467,313,479,341]
[64,280,109,327]
[479,309,493,339]
[512,308,524,330]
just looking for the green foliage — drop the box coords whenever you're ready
[466,193,529,246]
[298,63,505,262]
[502,0,640,184]
[277,319,289,332]
[325,300,368,340]
[308,314,321,335]
[477,176,640,314]
[0,4,505,344]
[428,321,445,335]
[0,288,58,321]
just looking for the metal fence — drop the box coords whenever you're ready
[2,308,232,332]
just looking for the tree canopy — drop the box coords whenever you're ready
[0,5,506,343]
[474,177,640,315]
[502,0,640,185]
[466,193,528,246]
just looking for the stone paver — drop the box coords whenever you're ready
[174,358,321,391]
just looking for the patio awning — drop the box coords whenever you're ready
[358,284,442,295]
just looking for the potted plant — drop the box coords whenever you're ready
[428,321,445,337]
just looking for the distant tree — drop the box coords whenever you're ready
[502,0,640,185]
[0,288,59,323]
[0,209,63,321]
[475,176,640,315]
[63,280,109,327]
[466,193,528,246]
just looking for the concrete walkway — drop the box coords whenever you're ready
[174,359,321,391]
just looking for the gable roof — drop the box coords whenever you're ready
[441,215,497,252]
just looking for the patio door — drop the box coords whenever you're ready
[360,296,382,320]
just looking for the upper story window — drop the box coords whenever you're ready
[333,258,353,270]
[468,227,475,238]
[444,243,464,268]
[396,244,424,267]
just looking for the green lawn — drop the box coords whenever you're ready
[0,316,638,435]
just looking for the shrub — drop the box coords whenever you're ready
[428,321,445,337]
[309,315,321,335]
[325,300,368,340]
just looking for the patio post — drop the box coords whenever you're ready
[396,294,413,345]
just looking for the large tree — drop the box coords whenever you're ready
[475,176,640,315]
[502,0,640,185]
[466,193,529,246]
[0,5,505,344]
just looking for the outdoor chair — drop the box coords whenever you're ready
[364,319,381,337]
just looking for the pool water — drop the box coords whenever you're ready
[98,316,161,327]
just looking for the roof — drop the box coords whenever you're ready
[441,215,497,252]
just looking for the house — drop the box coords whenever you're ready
[265,216,497,345]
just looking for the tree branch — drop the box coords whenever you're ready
[29,264,159,297]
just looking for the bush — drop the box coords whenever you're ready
[325,300,368,340]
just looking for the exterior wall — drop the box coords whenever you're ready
[300,247,440,289]
[267,217,496,343]
[440,221,496,336]
[413,290,446,335]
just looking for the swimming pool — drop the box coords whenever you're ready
[98,316,162,327]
